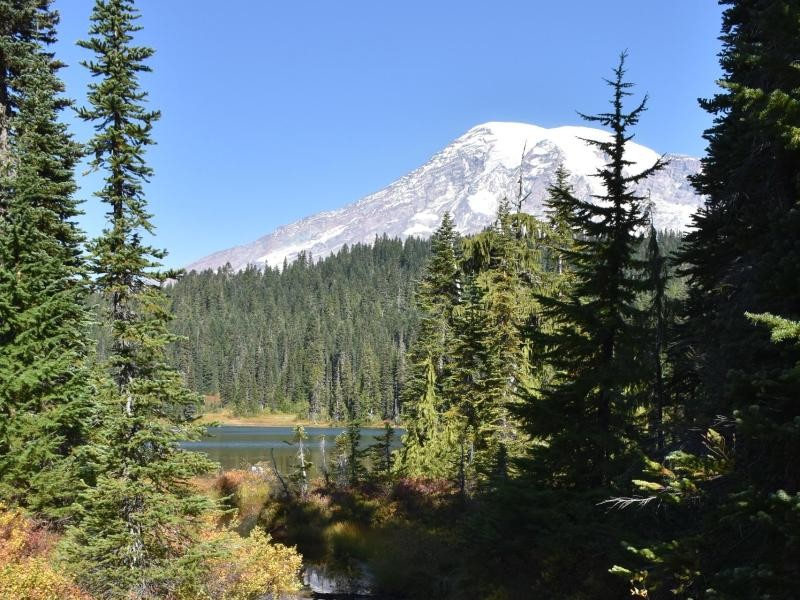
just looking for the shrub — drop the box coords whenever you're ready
[204,528,302,600]
[0,505,90,600]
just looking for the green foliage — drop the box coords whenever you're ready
[398,214,464,479]
[0,1,60,166]
[399,359,456,479]
[167,236,429,420]
[401,200,549,489]
[60,1,220,597]
[0,0,92,519]
[676,0,800,421]
[625,2,800,597]
[456,201,540,481]
[523,53,664,490]
[455,55,678,600]
[343,420,367,486]
[368,422,397,481]
[403,212,460,404]
[613,312,800,599]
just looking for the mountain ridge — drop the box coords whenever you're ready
[187,121,702,272]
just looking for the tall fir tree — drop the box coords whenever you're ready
[620,3,800,597]
[0,1,59,167]
[455,200,542,483]
[62,1,218,597]
[644,222,668,455]
[403,212,460,401]
[540,164,578,298]
[524,52,664,489]
[398,358,455,478]
[676,0,800,449]
[399,214,460,474]
[0,2,91,518]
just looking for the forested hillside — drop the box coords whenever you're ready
[168,236,430,418]
[169,230,682,423]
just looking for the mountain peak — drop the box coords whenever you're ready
[187,122,701,273]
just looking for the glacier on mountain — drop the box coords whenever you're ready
[187,121,702,272]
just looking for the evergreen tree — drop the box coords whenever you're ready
[0,0,59,166]
[524,52,664,489]
[0,3,91,518]
[344,419,367,486]
[540,164,578,298]
[676,0,800,458]
[398,359,454,478]
[62,1,217,596]
[622,3,800,597]
[455,200,542,483]
[168,236,429,421]
[397,214,461,475]
[368,422,396,481]
[403,212,460,404]
[644,222,668,454]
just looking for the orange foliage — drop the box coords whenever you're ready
[0,505,91,600]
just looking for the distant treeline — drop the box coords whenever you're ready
[167,236,430,418]
[166,229,683,421]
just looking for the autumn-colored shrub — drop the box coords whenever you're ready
[0,505,90,600]
[204,528,302,600]
[325,520,371,561]
[213,470,271,527]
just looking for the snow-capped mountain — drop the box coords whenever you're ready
[187,122,701,272]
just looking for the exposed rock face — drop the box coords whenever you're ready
[187,122,701,272]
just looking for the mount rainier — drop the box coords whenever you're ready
[187,121,702,272]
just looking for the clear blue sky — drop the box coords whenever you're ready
[53,0,724,268]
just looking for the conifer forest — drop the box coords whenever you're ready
[0,1,798,599]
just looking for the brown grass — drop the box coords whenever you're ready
[197,408,388,428]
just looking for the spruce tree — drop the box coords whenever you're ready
[403,212,460,403]
[0,0,59,166]
[398,214,460,474]
[0,4,91,518]
[368,422,396,481]
[455,200,541,483]
[644,222,668,454]
[676,0,800,459]
[62,1,217,596]
[524,52,664,489]
[398,359,454,478]
[622,3,800,597]
[541,164,578,298]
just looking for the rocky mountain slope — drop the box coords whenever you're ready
[187,121,701,272]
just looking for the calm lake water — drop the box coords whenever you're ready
[183,425,403,472]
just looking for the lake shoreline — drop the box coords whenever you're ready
[184,423,404,471]
[197,410,394,429]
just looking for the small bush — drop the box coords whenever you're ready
[204,528,302,600]
[213,470,271,531]
[325,521,370,562]
[0,505,89,600]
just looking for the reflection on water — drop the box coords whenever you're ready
[183,425,403,472]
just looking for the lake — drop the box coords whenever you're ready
[183,425,403,472]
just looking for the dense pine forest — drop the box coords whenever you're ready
[166,231,681,423]
[167,237,430,419]
[0,0,798,599]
